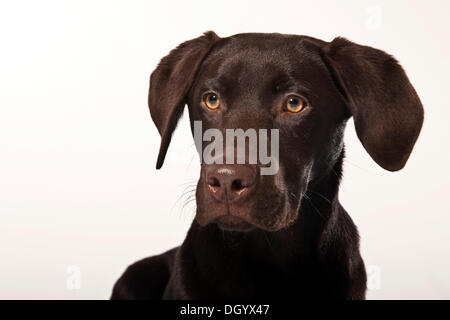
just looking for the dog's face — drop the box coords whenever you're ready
[148,32,423,232]
[187,34,348,231]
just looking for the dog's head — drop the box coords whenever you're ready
[148,32,423,232]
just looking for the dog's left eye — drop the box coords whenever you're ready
[203,93,221,110]
[285,96,306,113]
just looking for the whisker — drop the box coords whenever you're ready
[170,181,197,218]
[176,179,198,187]
[344,159,372,174]
[331,168,340,179]
[304,194,325,220]
[309,190,332,204]
[262,231,273,249]
[289,191,301,202]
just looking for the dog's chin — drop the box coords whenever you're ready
[196,210,297,233]
[195,194,299,233]
[214,215,255,232]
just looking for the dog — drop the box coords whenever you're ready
[111,32,423,299]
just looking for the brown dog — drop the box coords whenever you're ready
[111,32,423,299]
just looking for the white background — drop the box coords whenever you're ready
[1,0,449,299]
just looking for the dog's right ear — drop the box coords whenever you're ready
[148,31,220,169]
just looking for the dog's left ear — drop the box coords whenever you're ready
[148,31,220,169]
[323,37,424,171]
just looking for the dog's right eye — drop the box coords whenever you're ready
[202,93,221,110]
[285,95,307,113]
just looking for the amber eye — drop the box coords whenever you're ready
[285,96,306,113]
[203,93,220,110]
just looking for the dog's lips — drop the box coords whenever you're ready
[214,215,255,232]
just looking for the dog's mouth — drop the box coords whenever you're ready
[214,215,255,232]
[196,191,295,232]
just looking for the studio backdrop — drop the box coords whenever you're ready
[0,0,449,299]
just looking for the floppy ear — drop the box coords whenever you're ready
[323,37,424,171]
[148,31,220,169]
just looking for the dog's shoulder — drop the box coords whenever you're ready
[110,247,178,300]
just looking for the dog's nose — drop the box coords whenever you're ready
[205,165,257,201]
